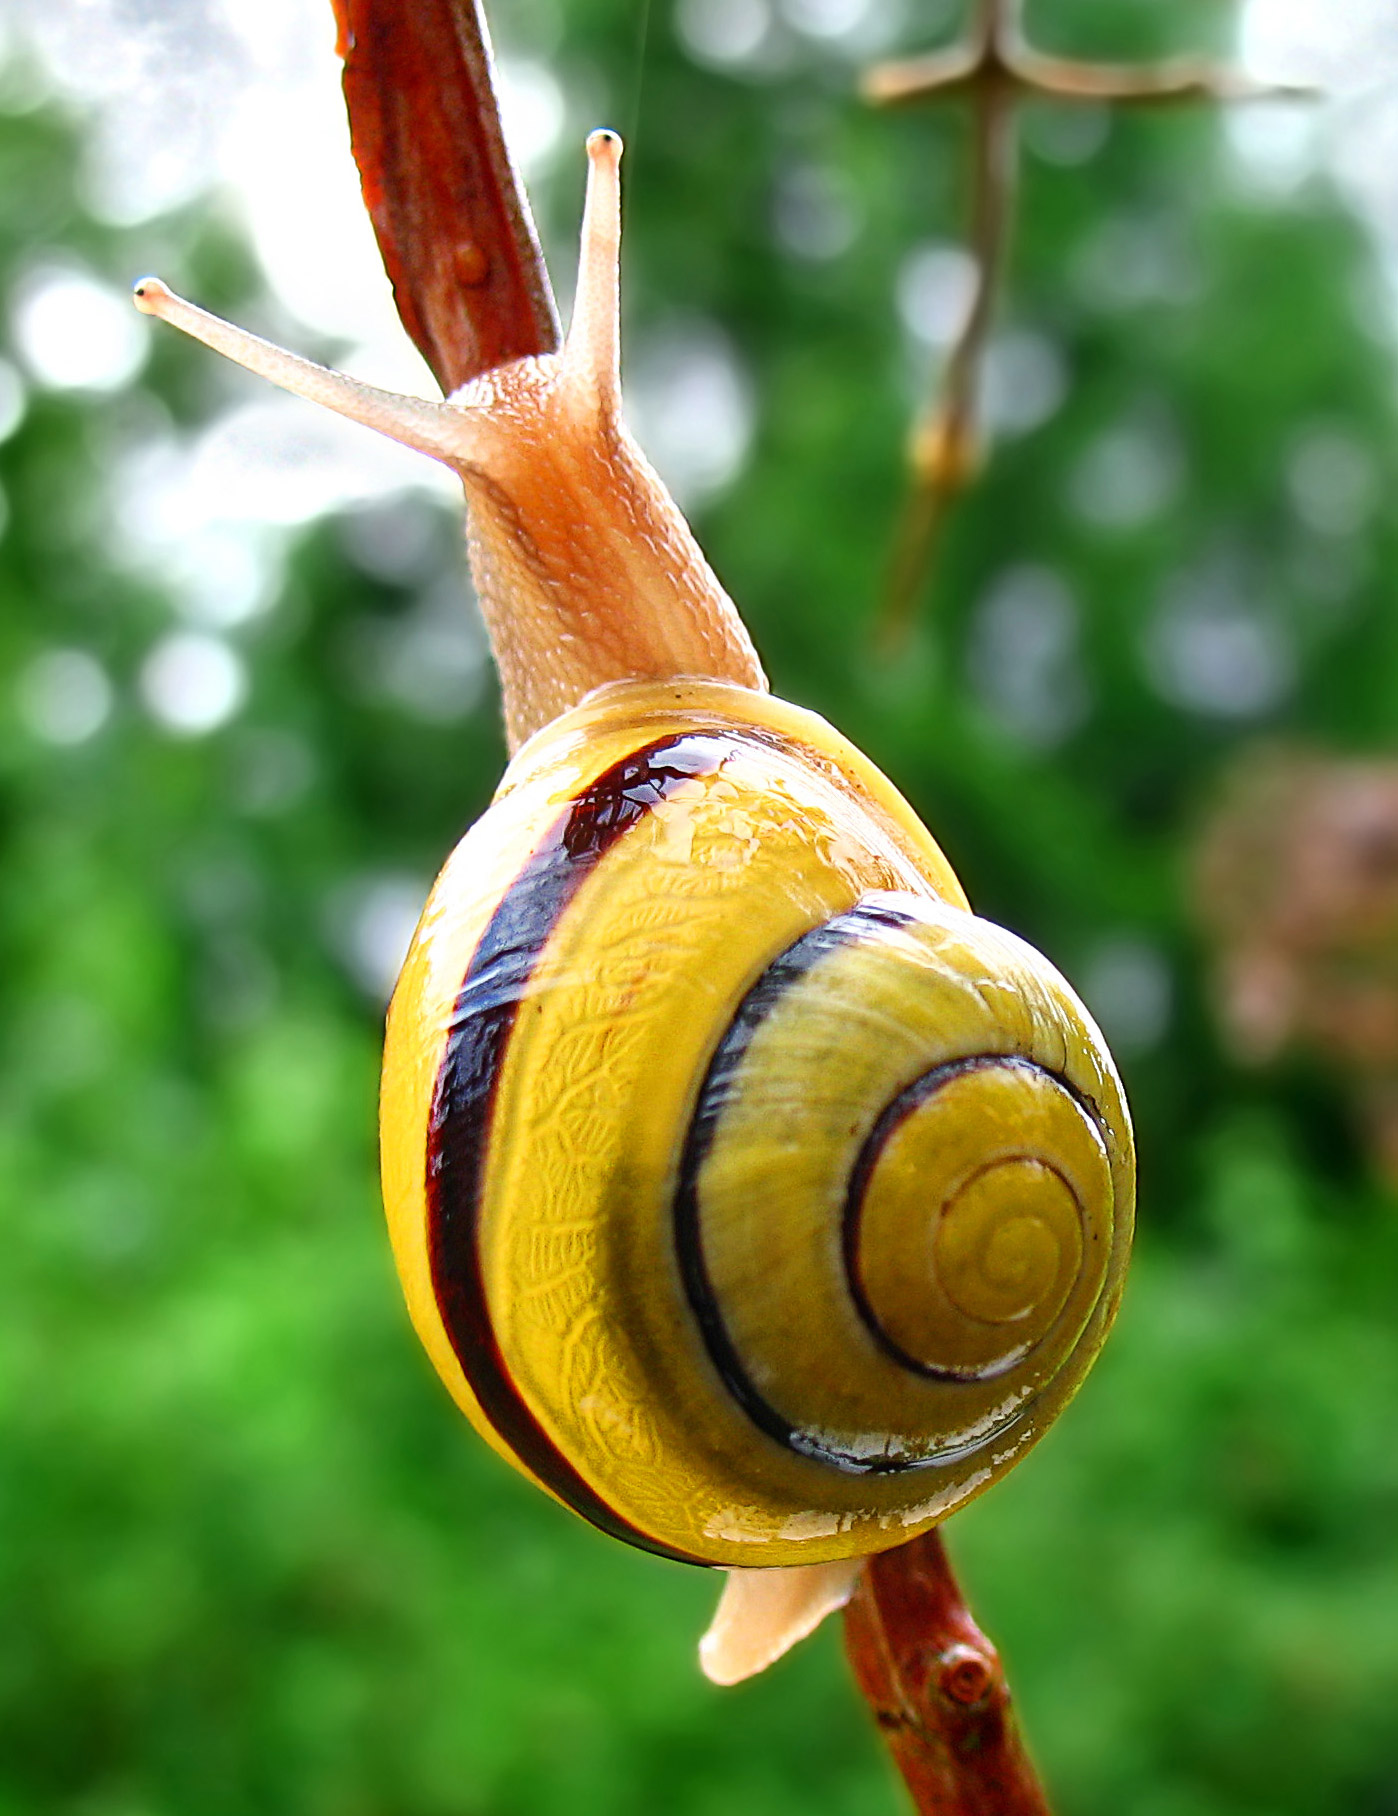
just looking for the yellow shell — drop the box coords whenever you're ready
[380,677,1134,1569]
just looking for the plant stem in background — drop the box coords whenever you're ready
[863,0,1316,646]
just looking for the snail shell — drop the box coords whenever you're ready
[381,677,1133,1568]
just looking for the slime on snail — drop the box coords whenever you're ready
[134,129,1135,1686]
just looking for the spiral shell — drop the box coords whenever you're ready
[381,679,1134,1568]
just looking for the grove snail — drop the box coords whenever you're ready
[134,130,1134,1682]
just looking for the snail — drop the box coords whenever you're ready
[134,129,1134,1684]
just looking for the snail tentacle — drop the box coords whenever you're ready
[134,134,764,751]
[562,129,623,411]
[130,277,481,468]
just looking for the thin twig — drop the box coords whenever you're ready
[864,0,1319,644]
[1009,52,1315,107]
[880,74,1015,650]
[844,1528,1052,1816]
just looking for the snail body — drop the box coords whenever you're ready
[134,131,1133,1605]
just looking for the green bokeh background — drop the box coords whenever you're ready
[3,1,1398,1810]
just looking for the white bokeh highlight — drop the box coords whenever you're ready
[675,0,774,71]
[17,648,114,745]
[1068,412,1184,533]
[897,244,978,349]
[1239,0,1398,298]
[1145,556,1296,720]
[328,872,430,1002]
[968,566,1090,748]
[140,632,248,737]
[12,268,149,393]
[1079,937,1172,1057]
[625,321,755,508]
[7,0,472,583]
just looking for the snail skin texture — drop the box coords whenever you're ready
[135,130,1134,1675]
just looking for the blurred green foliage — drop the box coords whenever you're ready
[3,0,1398,1811]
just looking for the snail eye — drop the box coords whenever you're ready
[381,679,1134,1570]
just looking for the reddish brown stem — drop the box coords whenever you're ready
[326,7,1049,1800]
[331,0,560,395]
[844,1529,1052,1816]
